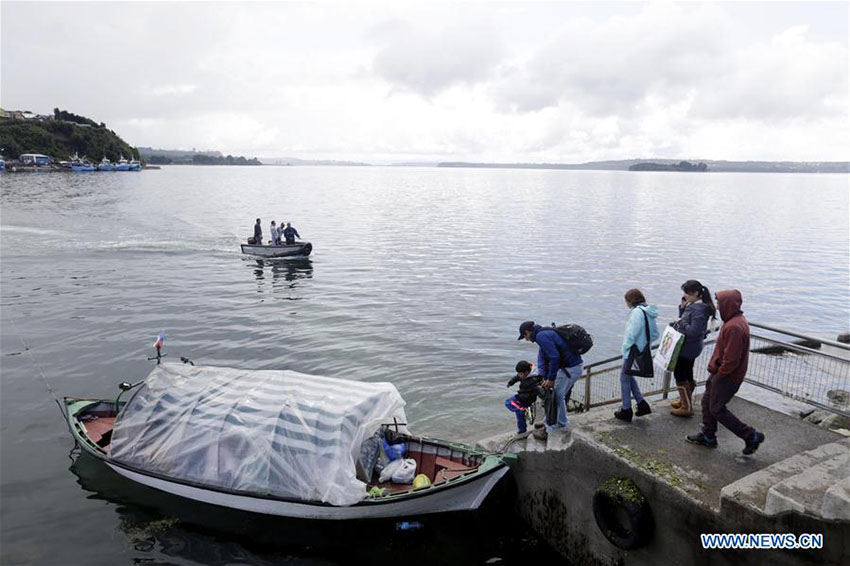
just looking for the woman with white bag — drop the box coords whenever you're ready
[669,280,716,417]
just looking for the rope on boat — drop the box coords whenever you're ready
[6,314,68,421]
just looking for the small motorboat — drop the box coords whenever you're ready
[241,240,313,258]
[65,363,511,520]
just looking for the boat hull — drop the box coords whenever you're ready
[106,460,508,520]
[241,242,312,258]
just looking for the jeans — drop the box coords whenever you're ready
[620,360,645,409]
[547,364,583,431]
[505,396,527,434]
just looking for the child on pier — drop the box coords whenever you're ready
[505,361,545,436]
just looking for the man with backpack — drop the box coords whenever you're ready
[518,320,588,440]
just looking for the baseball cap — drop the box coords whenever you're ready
[517,321,535,340]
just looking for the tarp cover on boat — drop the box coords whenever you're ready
[109,363,407,506]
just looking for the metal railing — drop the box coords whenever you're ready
[566,322,850,418]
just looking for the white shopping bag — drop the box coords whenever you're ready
[653,325,685,372]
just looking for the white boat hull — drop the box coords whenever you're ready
[241,242,312,258]
[107,462,508,520]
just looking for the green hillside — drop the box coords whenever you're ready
[0,109,138,161]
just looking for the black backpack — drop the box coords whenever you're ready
[550,324,594,355]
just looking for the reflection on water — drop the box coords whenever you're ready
[251,258,314,293]
[69,451,553,565]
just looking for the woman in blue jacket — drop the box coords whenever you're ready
[669,280,716,417]
[615,288,660,422]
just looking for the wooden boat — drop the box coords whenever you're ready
[64,364,511,520]
[241,241,312,258]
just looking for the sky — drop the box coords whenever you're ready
[2,1,848,163]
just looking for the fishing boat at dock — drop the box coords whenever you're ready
[114,155,131,171]
[65,362,511,520]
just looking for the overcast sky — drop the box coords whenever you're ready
[2,1,848,163]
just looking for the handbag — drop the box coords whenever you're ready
[653,325,685,372]
[624,308,654,378]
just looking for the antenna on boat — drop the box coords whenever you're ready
[147,333,166,364]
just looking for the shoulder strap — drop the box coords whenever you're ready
[640,307,650,342]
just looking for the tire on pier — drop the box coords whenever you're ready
[592,477,654,550]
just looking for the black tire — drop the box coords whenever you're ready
[302,242,313,256]
[592,479,654,550]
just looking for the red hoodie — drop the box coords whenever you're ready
[707,290,750,383]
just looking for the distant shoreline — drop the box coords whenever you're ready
[253,158,849,173]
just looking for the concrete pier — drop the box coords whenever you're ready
[479,396,850,565]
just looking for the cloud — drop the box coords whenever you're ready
[369,20,505,97]
[151,85,197,96]
[490,3,848,125]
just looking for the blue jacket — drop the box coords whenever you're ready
[622,304,659,358]
[674,302,712,359]
[283,226,300,240]
[532,325,582,381]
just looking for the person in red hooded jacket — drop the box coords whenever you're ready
[686,290,765,455]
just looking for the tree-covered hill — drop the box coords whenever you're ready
[0,108,138,161]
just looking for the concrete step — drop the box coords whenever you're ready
[821,477,850,520]
[720,437,850,517]
[764,448,850,518]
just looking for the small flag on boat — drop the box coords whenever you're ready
[153,333,164,350]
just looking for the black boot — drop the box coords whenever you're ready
[614,407,633,422]
[742,430,765,455]
[635,399,652,417]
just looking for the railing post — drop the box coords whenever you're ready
[584,366,592,411]
[662,370,672,399]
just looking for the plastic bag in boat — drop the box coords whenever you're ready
[378,457,416,484]
[108,363,407,506]
[382,438,406,461]
[391,458,417,484]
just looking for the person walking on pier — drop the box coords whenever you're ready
[518,321,583,440]
[615,289,659,422]
[686,290,765,454]
[669,280,716,417]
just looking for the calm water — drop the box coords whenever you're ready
[1,166,848,564]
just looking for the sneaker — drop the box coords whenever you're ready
[686,431,718,448]
[532,428,548,441]
[635,400,652,417]
[614,408,633,422]
[742,431,765,455]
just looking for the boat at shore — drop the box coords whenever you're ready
[114,155,130,171]
[241,241,313,258]
[97,157,115,171]
[65,363,510,520]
